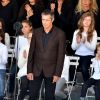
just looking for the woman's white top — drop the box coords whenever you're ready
[61,55,70,81]
[5,32,10,49]
[91,58,100,80]
[0,43,8,70]
[71,29,97,56]
[17,44,29,78]
[14,35,28,58]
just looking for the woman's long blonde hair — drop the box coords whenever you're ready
[77,12,95,42]
[76,0,98,14]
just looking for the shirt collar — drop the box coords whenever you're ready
[42,26,54,35]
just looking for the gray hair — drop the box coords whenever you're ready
[41,9,54,20]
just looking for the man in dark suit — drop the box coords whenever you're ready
[27,9,66,100]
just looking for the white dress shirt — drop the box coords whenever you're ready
[0,42,8,69]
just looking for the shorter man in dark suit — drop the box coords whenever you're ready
[27,9,66,100]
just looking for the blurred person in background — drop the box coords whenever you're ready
[0,0,18,36]
[0,30,8,100]
[49,0,73,40]
[18,0,44,29]
[49,0,74,55]
[0,18,10,49]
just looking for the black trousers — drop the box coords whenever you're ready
[81,78,100,100]
[18,76,29,100]
[69,55,94,82]
[29,72,56,100]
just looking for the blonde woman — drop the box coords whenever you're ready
[71,12,97,82]
[76,0,98,14]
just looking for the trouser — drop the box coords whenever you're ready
[81,78,100,100]
[29,72,56,100]
[69,55,94,82]
[18,76,29,100]
[0,70,6,97]
[0,96,3,100]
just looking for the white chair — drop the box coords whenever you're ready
[8,47,14,59]
[8,44,15,71]
[4,46,15,100]
[65,56,80,100]
[4,36,16,100]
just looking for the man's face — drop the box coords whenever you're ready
[42,14,53,29]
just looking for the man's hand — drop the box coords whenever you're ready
[52,75,60,83]
[25,4,32,12]
[27,73,34,80]
[25,4,33,19]
[50,3,55,12]
[57,1,63,15]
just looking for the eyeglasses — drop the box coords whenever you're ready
[42,18,52,21]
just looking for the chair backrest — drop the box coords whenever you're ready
[8,45,15,71]
[68,56,80,67]
[62,56,80,82]
[97,37,100,44]
[68,56,80,82]
[8,36,15,58]
[8,46,14,58]
[90,59,94,76]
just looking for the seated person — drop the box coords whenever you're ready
[80,44,100,100]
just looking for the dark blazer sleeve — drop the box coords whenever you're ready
[27,33,35,74]
[55,30,66,77]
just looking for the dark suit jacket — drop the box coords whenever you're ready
[27,26,66,77]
